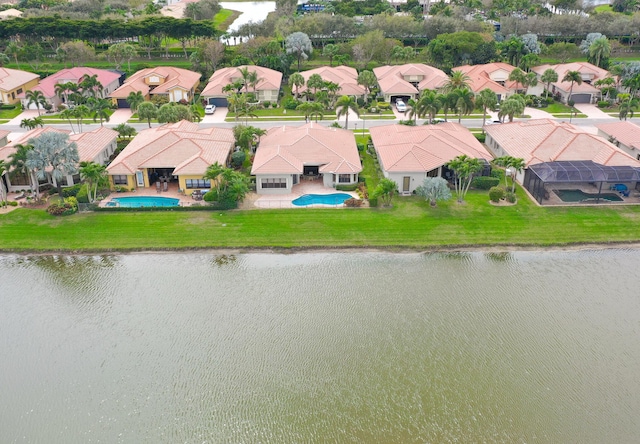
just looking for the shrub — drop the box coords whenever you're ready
[489,186,505,203]
[9,201,18,207]
[368,196,378,207]
[262,101,271,108]
[597,100,611,108]
[203,190,217,202]
[357,182,369,199]
[336,184,358,191]
[356,97,365,107]
[377,102,391,110]
[490,169,502,179]
[330,122,342,128]
[344,197,363,207]
[471,176,500,190]
[357,142,365,152]
[62,183,82,198]
[76,185,90,203]
[231,151,246,168]
[398,119,416,126]
[283,97,300,110]
[46,197,78,216]
[505,191,517,203]
[474,133,486,143]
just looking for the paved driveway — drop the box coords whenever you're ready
[573,103,615,120]
[201,107,228,123]
[109,109,133,125]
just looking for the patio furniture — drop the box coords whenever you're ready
[163,181,168,192]
[620,189,630,197]
[610,184,628,192]
[156,181,161,193]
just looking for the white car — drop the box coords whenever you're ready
[204,104,216,115]
[395,100,407,112]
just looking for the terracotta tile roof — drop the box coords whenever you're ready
[110,67,201,99]
[1,126,116,164]
[485,119,640,167]
[370,123,492,173]
[201,65,283,97]
[455,63,515,95]
[297,65,365,96]
[251,123,362,175]
[532,62,608,94]
[373,64,448,96]
[596,121,640,151]
[107,120,234,176]
[22,68,119,99]
[0,67,39,94]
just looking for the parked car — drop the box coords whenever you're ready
[204,104,216,114]
[430,118,446,124]
[395,100,407,112]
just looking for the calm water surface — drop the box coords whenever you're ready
[1,251,639,443]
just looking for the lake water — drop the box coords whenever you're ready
[1,250,639,442]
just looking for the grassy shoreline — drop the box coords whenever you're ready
[3,190,640,253]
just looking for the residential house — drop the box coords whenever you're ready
[596,121,640,161]
[107,120,234,191]
[19,67,121,110]
[110,67,201,108]
[201,65,282,108]
[297,65,365,99]
[531,62,609,104]
[0,126,117,192]
[0,67,39,105]
[373,63,448,103]
[454,62,543,100]
[251,123,362,194]
[484,119,640,183]
[370,123,493,195]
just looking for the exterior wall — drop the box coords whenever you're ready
[3,77,39,104]
[257,89,279,102]
[93,138,118,165]
[328,173,358,187]
[170,88,189,102]
[102,79,121,96]
[597,129,636,158]
[255,174,292,194]
[386,171,432,194]
[178,174,212,193]
[109,174,136,190]
[485,134,508,157]
[526,84,544,96]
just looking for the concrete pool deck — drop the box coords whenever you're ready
[249,180,359,209]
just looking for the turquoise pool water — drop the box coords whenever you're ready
[106,196,180,208]
[554,189,623,203]
[292,193,352,206]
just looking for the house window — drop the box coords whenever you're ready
[16,88,23,95]
[185,179,211,189]
[112,175,128,185]
[261,178,287,189]
[338,174,351,183]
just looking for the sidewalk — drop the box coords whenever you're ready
[573,103,615,120]
[6,110,40,126]
[524,107,557,120]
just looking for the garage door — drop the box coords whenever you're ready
[208,97,228,107]
[117,99,130,108]
[570,94,591,104]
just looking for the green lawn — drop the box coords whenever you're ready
[0,107,22,120]
[5,186,640,252]
[213,8,241,31]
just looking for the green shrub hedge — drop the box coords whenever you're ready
[489,186,505,203]
[336,184,358,191]
[474,133,486,143]
[471,176,500,190]
[62,184,83,198]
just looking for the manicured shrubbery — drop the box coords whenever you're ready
[76,186,90,203]
[597,100,611,108]
[336,184,358,191]
[489,186,505,203]
[62,184,83,198]
[47,197,78,216]
[344,198,363,207]
[377,102,391,110]
[471,176,500,190]
[474,133,486,143]
[231,151,246,168]
[283,97,301,110]
[505,191,517,203]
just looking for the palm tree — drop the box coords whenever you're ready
[137,101,157,128]
[88,98,112,126]
[72,104,90,133]
[541,68,558,99]
[26,132,80,199]
[562,70,583,104]
[7,144,38,198]
[6,41,20,68]
[288,72,305,99]
[357,70,377,104]
[79,161,107,202]
[454,88,475,123]
[475,88,498,132]
[498,95,526,122]
[508,68,527,94]
[237,66,252,94]
[494,156,526,193]
[0,159,7,207]
[443,70,471,93]
[247,70,261,93]
[126,91,145,112]
[446,154,482,203]
[335,95,360,130]
[618,94,639,120]
[79,74,103,98]
[589,37,611,69]
[60,109,76,133]
[115,123,137,140]
[323,44,340,67]
[308,102,324,122]
[417,90,441,123]
[25,90,47,116]
[54,82,73,105]
[296,101,315,122]
[324,81,341,108]
[405,98,420,123]
[306,74,325,98]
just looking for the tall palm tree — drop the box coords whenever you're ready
[562,70,583,104]
[508,68,527,94]
[25,90,47,116]
[0,159,7,207]
[79,161,107,203]
[7,144,38,198]
[126,91,145,112]
[72,104,90,133]
[357,70,377,104]
[443,70,471,93]
[306,74,325,98]
[288,72,305,99]
[405,98,420,123]
[454,88,475,123]
[247,70,261,93]
[79,74,103,98]
[417,90,441,123]
[541,68,558,99]
[589,37,611,69]
[296,101,315,122]
[137,101,157,128]
[308,102,324,122]
[88,98,112,126]
[237,66,252,95]
[475,88,498,132]
[335,95,360,130]
[498,95,526,122]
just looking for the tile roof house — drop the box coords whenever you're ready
[297,65,365,98]
[0,126,117,192]
[107,120,234,192]
[201,65,282,108]
[484,119,640,183]
[596,121,640,160]
[531,62,609,104]
[373,64,448,102]
[0,67,39,105]
[110,67,201,108]
[251,123,362,194]
[454,62,543,99]
[19,67,121,110]
[370,123,493,194]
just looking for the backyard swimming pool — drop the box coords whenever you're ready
[554,189,624,203]
[292,193,352,206]
[106,196,180,208]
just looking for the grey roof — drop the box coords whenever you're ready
[529,160,640,183]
